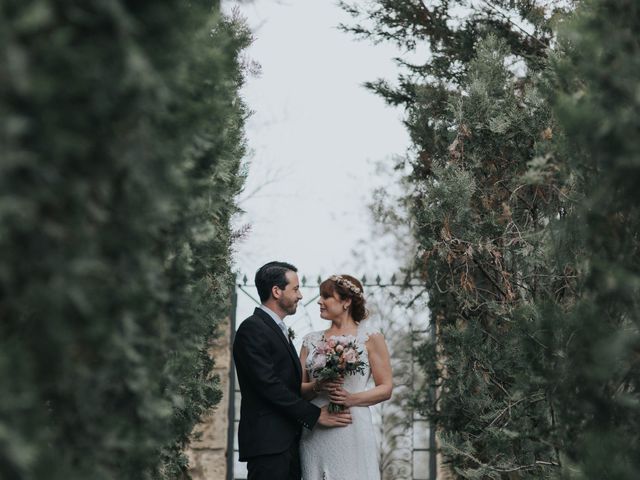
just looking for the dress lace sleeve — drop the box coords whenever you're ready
[302,331,321,350]
[358,323,382,343]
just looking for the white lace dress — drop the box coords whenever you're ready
[300,324,381,480]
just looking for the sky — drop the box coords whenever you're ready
[228,0,410,272]
[224,0,416,340]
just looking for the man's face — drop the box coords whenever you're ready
[276,271,303,316]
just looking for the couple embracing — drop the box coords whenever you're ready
[233,261,393,480]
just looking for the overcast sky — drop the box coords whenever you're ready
[224,0,415,337]
[228,0,410,270]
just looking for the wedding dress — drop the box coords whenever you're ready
[300,323,381,480]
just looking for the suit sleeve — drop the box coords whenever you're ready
[233,322,320,430]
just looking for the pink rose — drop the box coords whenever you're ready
[343,349,357,364]
[335,344,344,353]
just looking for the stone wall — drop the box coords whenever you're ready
[185,316,232,480]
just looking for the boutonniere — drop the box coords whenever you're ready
[288,327,296,342]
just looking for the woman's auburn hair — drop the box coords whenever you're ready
[319,274,369,322]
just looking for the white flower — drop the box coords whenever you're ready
[312,354,327,370]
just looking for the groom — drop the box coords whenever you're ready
[233,261,352,480]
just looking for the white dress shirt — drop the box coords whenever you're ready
[259,304,288,339]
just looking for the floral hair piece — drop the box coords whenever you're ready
[329,275,364,298]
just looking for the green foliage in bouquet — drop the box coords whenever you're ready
[0,1,249,478]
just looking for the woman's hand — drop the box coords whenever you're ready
[328,385,354,408]
[314,377,343,394]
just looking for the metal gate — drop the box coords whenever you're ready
[227,274,437,480]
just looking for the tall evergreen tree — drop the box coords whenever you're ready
[0,1,249,478]
[342,0,569,477]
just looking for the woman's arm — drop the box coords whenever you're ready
[328,332,393,408]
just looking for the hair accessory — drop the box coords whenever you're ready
[329,275,364,299]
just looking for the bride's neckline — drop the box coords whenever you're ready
[322,324,359,339]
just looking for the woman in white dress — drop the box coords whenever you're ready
[299,274,393,480]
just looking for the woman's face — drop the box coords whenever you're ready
[318,290,349,320]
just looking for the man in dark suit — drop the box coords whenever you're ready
[233,261,352,480]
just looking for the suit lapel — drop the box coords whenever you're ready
[254,308,302,381]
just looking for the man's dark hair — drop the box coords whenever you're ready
[255,261,298,303]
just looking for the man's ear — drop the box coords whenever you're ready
[271,285,281,300]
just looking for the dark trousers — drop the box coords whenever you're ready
[247,440,301,480]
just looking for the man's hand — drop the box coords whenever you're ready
[315,376,343,394]
[317,405,352,428]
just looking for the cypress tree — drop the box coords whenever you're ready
[0,1,249,478]
[342,0,568,477]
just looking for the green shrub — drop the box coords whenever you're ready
[0,2,249,478]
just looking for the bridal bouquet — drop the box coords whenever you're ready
[310,335,367,412]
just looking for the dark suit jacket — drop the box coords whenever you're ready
[233,307,321,460]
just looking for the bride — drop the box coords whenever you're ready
[299,274,393,480]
